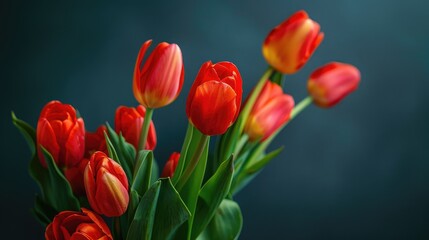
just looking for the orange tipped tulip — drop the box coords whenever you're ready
[245,81,294,141]
[45,208,112,240]
[36,100,85,168]
[263,10,324,74]
[133,40,184,108]
[84,151,129,217]
[161,152,180,178]
[186,61,242,135]
[115,105,157,151]
[308,62,361,108]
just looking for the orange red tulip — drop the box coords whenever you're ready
[244,81,294,141]
[263,10,324,74]
[186,61,242,135]
[308,62,361,107]
[133,40,184,108]
[36,100,85,168]
[84,151,129,217]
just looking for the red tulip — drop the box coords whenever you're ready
[45,208,112,240]
[37,100,85,168]
[133,39,184,108]
[263,10,324,74]
[186,61,242,135]
[64,158,89,196]
[161,152,180,178]
[115,105,157,150]
[244,81,294,141]
[308,62,361,107]
[84,151,129,217]
[85,125,108,158]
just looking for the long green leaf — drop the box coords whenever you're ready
[192,156,234,238]
[132,150,153,196]
[41,147,80,211]
[127,179,190,240]
[197,199,243,240]
[127,181,161,240]
[172,123,194,184]
[11,112,36,156]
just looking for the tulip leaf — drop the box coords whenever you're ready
[104,131,121,164]
[192,155,234,239]
[172,123,194,184]
[41,147,80,212]
[132,150,153,197]
[246,146,284,174]
[127,179,190,240]
[127,181,161,240]
[152,178,191,240]
[175,129,209,239]
[105,123,134,181]
[197,199,243,240]
[11,112,36,156]
[32,195,56,226]
[128,190,141,224]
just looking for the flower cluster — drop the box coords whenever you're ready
[13,10,360,240]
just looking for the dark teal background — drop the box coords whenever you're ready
[2,0,429,239]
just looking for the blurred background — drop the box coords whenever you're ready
[2,0,429,239]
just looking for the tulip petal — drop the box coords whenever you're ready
[189,81,237,135]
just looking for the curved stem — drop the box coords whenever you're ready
[290,96,313,120]
[138,107,154,152]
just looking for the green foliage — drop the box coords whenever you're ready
[197,200,243,240]
[127,179,190,240]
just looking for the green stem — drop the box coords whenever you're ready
[290,96,313,120]
[137,107,154,152]
[176,135,209,191]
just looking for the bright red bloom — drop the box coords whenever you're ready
[263,10,324,74]
[186,61,242,135]
[85,125,108,158]
[308,62,361,108]
[84,151,129,217]
[64,158,89,196]
[244,81,295,141]
[133,39,184,108]
[115,105,157,150]
[161,152,180,178]
[36,100,85,168]
[45,208,112,240]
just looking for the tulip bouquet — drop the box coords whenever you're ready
[12,10,360,240]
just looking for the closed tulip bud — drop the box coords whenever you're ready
[308,62,361,108]
[85,125,108,158]
[161,152,180,178]
[64,158,89,196]
[133,39,184,108]
[84,151,129,217]
[245,81,295,141]
[45,208,112,240]
[115,105,157,150]
[263,10,324,74]
[37,100,85,168]
[186,61,243,135]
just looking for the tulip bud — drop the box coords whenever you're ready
[263,10,324,74]
[64,158,89,196]
[115,105,157,150]
[37,100,85,168]
[244,81,295,141]
[85,125,108,158]
[186,61,243,135]
[308,62,361,107]
[84,151,129,217]
[45,208,112,240]
[133,39,184,108]
[161,152,180,178]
